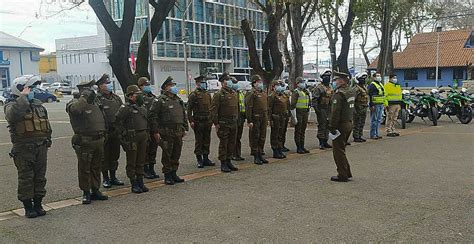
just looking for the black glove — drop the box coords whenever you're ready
[81,89,96,104]
[46,138,52,148]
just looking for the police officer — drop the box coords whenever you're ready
[353,72,369,142]
[384,74,402,137]
[268,80,290,159]
[246,75,269,165]
[4,75,52,218]
[368,73,386,139]
[138,77,160,179]
[149,76,188,185]
[187,75,215,168]
[67,80,108,204]
[210,72,239,172]
[115,85,149,193]
[291,77,311,154]
[328,71,354,182]
[96,74,124,188]
[312,69,334,150]
[281,88,291,152]
[233,77,246,161]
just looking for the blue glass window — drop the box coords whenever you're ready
[166,43,178,57]
[186,22,194,43]
[216,5,224,24]
[205,3,214,23]
[208,47,216,59]
[172,20,182,42]
[176,0,185,18]
[195,0,204,22]
[157,42,165,57]
[191,46,205,59]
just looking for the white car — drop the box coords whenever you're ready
[39,82,51,91]
[48,82,73,95]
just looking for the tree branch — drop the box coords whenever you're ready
[89,0,120,38]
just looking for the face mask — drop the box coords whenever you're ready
[298,83,306,89]
[106,83,113,92]
[392,79,398,84]
[143,85,152,94]
[170,86,179,95]
[276,85,285,93]
[27,90,35,101]
[331,81,337,90]
[322,76,331,85]
[136,94,144,106]
[92,85,98,91]
[226,80,233,88]
[232,83,240,91]
[199,82,208,90]
[257,83,264,91]
[357,78,366,85]
[375,76,382,82]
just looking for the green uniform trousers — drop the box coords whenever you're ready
[146,134,159,165]
[294,109,309,147]
[332,122,353,179]
[73,135,105,191]
[159,127,185,174]
[11,140,48,201]
[282,116,289,147]
[217,123,237,161]
[352,105,368,139]
[234,113,245,158]
[315,107,330,140]
[124,130,148,178]
[193,120,212,155]
[249,115,267,155]
[270,114,286,149]
[103,133,121,172]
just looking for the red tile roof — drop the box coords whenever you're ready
[369,29,474,69]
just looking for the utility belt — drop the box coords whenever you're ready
[193,114,210,121]
[78,132,105,141]
[160,123,185,130]
[296,108,310,113]
[252,113,267,118]
[218,116,238,125]
[271,113,288,119]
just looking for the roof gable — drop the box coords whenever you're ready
[0,31,44,51]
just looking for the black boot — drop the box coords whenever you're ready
[202,154,215,166]
[227,160,238,171]
[302,144,310,153]
[172,171,185,183]
[221,160,231,172]
[279,148,286,158]
[164,173,175,185]
[259,154,269,164]
[22,200,37,218]
[282,146,290,152]
[110,170,124,186]
[82,191,91,204]
[102,171,111,188]
[196,155,204,168]
[148,164,159,179]
[273,148,283,159]
[137,176,149,192]
[143,164,152,179]
[130,178,142,193]
[33,197,46,216]
[318,138,325,150]
[254,154,263,165]
[296,146,305,154]
[323,139,332,149]
[91,189,108,200]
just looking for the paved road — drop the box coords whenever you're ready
[0,117,472,242]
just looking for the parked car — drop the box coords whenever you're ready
[39,82,51,91]
[207,73,252,91]
[0,94,6,106]
[48,82,72,95]
[34,89,57,103]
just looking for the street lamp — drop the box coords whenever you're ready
[182,0,194,97]
[435,26,442,88]
[218,39,225,72]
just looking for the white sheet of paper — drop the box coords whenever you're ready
[329,130,341,140]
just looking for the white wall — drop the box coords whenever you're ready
[1,48,41,80]
[151,60,200,91]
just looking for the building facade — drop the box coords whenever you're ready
[106,0,267,87]
[0,31,44,90]
[39,53,61,83]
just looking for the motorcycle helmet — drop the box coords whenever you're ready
[10,75,42,97]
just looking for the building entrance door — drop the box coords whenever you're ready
[0,68,9,90]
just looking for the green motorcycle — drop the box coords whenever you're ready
[411,89,441,126]
[440,86,472,124]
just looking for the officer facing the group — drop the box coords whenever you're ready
[66,80,108,204]
[246,75,269,165]
[352,72,369,142]
[312,69,334,150]
[149,76,188,185]
[96,74,124,188]
[187,75,215,168]
[368,72,386,139]
[210,72,239,172]
[137,77,160,179]
[4,75,52,218]
[384,74,402,137]
[291,77,311,154]
[115,85,149,193]
[328,71,355,182]
[233,77,246,161]
[268,80,290,159]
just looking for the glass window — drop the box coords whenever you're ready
[427,68,441,80]
[157,22,165,41]
[205,3,214,23]
[453,67,464,80]
[195,0,204,22]
[404,69,418,80]
[241,50,249,67]
[208,47,216,59]
[200,24,206,44]
[166,43,178,57]
[172,20,182,42]
[191,46,205,59]
[176,0,185,18]
[216,5,224,24]
[186,22,194,43]
[164,20,170,42]
[212,25,219,45]
[157,42,165,57]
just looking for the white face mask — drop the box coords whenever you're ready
[375,76,382,82]
[392,78,398,84]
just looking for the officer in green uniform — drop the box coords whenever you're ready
[281,89,291,152]
[138,77,160,179]
[96,74,124,188]
[115,85,149,193]
[233,77,246,161]
[149,76,188,185]
[187,75,215,168]
[66,79,108,204]
[4,75,52,218]
[291,77,311,154]
[210,72,239,172]
[312,69,334,150]
[353,72,369,142]
[268,80,290,159]
[246,75,269,165]
[328,71,354,182]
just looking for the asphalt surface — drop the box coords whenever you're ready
[0,96,473,242]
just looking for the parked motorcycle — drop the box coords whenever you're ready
[439,86,472,124]
[411,88,441,126]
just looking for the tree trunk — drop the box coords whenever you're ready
[336,0,355,74]
[377,0,393,77]
[109,43,136,91]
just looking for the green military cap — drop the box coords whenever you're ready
[332,71,350,80]
[95,74,110,86]
[161,76,175,90]
[295,77,304,84]
[251,74,262,84]
[126,85,141,96]
[77,79,95,88]
[219,72,230,82]
[137,77,150,87]
[194,75,206,83]
[271,80,283,86]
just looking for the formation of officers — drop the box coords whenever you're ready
[5,68,401,218]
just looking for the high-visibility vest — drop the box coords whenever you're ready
[371,81,386,104]
[296,89,309,109]
[239,92,245,113]
[384,82,402,102]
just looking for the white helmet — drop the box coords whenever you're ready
[402,90,410,95]
[355,72,368,79]
[320,69,332,78]
[430,88,439,94]
[10,75,41,97]
[461,87,467,93]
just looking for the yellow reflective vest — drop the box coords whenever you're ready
[370,81,387,105]
[296,89,309,109]
[238,91,246,113]
[384,81,402,103]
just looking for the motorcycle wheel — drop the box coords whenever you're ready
[457,107,473,124]
[381,109,386,125]
[428,106,438,126]
[400,108,407,129]
[436,107,442,120]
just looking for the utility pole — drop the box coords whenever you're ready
[145,2,155,84]
[435,26,442,87]
[182,0,193,97]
